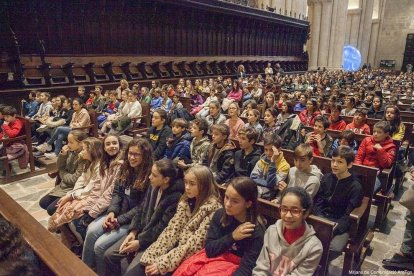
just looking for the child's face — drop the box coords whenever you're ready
[238,134,253,150]
[3,114,15,123]
[331,109,340,121]
[264,111,275,125]
[127,93,136,102]
[339,138,351,146]
[67,134,81,152]
[79,143,92,161]
[373,98,381,109]
[224,185,250,218]
[35,94,41,102]
[121,91,127,101]
[209,104,219,116]
[331,156,351,176]
[281,102,288,113]
[173,96,179,103]
[266,95,273,105]
[354,112,365,125]
[385,108,395,121]
[63,100,71,109]
[247,111,257,123]
[72,100,81,111]
[264,144,274,159]
[228,104,238,117]
[373,127,388,142]
[40,93,47,103]
[110,94,117,102]
[104,136,120,157]
[306,100,314,112]
[128,145,143,168]
[172,125,185,136]
[151,112,164,128]
[77,88,84,96]
[191,124,202,137]
[211,129,225,145]
[294,155,312,172]
[281,194,306,230]
[184,171,199,199]
[313,121,325,135]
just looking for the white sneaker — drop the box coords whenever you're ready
[36,124,48,133]
[44,152,57,159]
[36,143,52,153]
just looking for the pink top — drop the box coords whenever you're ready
[227,89,243,102]
[225,118,245,139]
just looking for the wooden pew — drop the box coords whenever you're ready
[216,185,335,276]
[0,188,96,275]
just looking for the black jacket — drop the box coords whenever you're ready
[147,125,173,160]
[205,208,265,276]
[204,142,236,184]
[234,147,261,177]
[107,178,150,226]
[313,173,363,235]
[129,178,184,250]
[277,114,304,150]
[367,106,385,119]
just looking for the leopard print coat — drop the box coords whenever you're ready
[140,196,222,274]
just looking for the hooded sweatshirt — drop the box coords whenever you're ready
[354,136,396,170]
[253,220,323,276]
[286,165,322,199]
[164,132,192,162]
[313,173,363,236]
[234,146,262,177]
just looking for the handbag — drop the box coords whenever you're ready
[400,188,414,213]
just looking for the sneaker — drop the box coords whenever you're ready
[36,124,48,133]
[36,143,52,153]
[44,152,57,159]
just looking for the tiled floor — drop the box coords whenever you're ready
[1,173,413,275]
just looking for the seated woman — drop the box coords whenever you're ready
[137,165,222,276]
[174,177,265,276]
[222,81,243,112]
[253,187,323,275]
[42,98,91,159]
[196,88,218,119]
[39,130,88,216]
[82,138,153,275]
[225,102,245,140]
[299,98,321,127]
[146,109,172,160]
[103,159,184,276]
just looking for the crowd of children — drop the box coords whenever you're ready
[2,69,412,274]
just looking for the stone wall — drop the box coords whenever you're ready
[375,0,414,70]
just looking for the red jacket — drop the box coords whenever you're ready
[299,110,321,126]
[354,136,396,170]
[0,118,24,139]
[345,121,371,135]
[328,117,346,131]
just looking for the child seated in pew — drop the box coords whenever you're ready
[81,138,152,275]
[345,108,371,135]
[251,134,290,200]
[383,105,405,141]
[305,115,333,157]
[164,118,192,164]
[240,100,257,117]
[22,90,40,118]
[277,143,323,201]
[30,92,53,142]
[150,88,162,113]
[138,165,222,276]
[203,123,236,185]
[196,88,218,119]
[39,130,88,216]
[262,107,279,138]
[175,177,265,276]
[147,109,172,161]
[253,187,323,275]
[355,121,397,193]
[205,101,227,134]
[169,94,183,115]
[103,159,184,276]
[244,109,263,141]
[225,102,245,140]
[177,118,210,170]
[97,90,120,126]
[0,106,24,140]
[328,130,358,158]
[313,146,363,259]
[234,127,261,177]
[328,104,346,130]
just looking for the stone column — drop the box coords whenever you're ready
[327,0,338,67]
[285,0,292,16]
[332,0,349,68]
[317,0,333,67]
[307,0,322,69]
[358,0,374,64]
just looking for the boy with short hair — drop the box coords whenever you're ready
[0,106,24,139]
[277,143,322,199]
[251,134,290,200]
[305,115,333,157]
[77,86,88,103]
[177,118,210,169]
[345,109,371,135]
[150,88,162,112]
[314,145,363,257]
[328,104,346,130]
[203,123,236,184]
[294,93,307,112]
[164,118,192,163]
[328,130,358,158]
[355,121,396,193]
[31,92,52,121]
[22,90,40,118]
[234,127,261,177]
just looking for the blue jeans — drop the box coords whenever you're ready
[48,126,71,155]
[82,215,129,275]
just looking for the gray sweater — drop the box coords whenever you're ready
[287,165,322,199]
[253,220,323,275]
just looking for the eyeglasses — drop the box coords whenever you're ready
[128,152,143,158]
[280,207,305,216]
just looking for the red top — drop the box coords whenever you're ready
[328,117,347,131]
[0,118,24,139]
[355,136,396,170]
[345,121,371,135]
[283,223,306,245]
